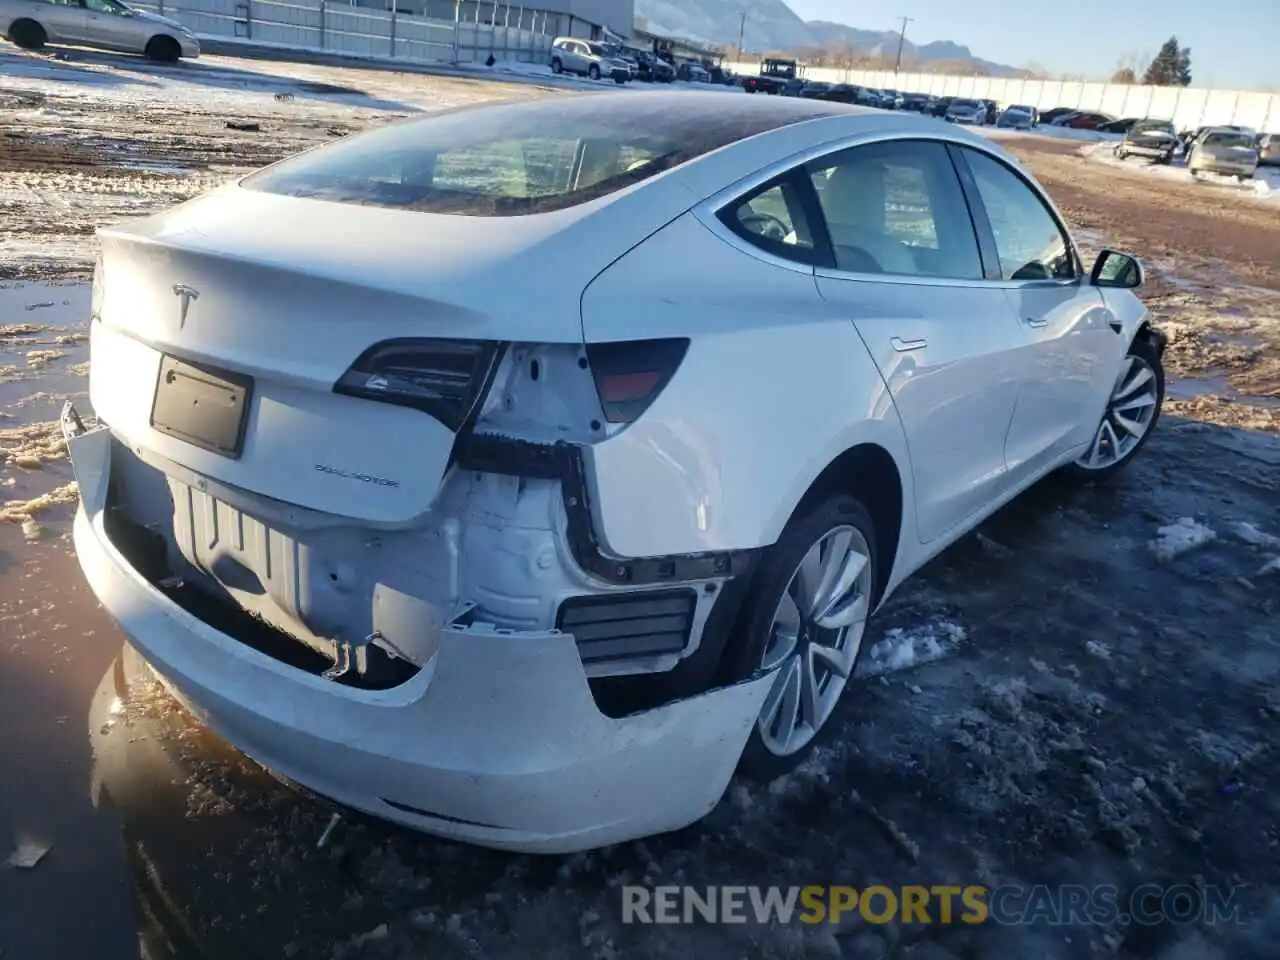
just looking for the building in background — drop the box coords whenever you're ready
[359,0,634,41]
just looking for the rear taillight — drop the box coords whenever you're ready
[335,338,502,431]
[585,338,688,425]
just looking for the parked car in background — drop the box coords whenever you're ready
[1257,132,1280,166]
[676,62,710,83]
[1115,119,1178,164]
[629,49,675,83]
[1189,128,1260,181]
[1097,118,1140,135]
[996,105,1038,129]
[823,84,865,104]
[1039,107,1077,125]
[945,98,986,125]
[929,95,956,117]
[0,0,199,61]
[900,93,932,112]
[799,81,831,99]
[1059,112,1113,130]
[64,90,1167,854]
[550,37,630,83]
[880,89,904,109]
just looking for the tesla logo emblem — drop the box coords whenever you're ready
[172,284,199,329]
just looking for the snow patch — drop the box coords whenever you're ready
[1233,521,1280,549]
[858,618,966,677]
[1149,517,1216,562]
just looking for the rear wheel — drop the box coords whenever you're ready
[1063,337,1163,481]
[145,35,181,63]
[729,494,877,780]
[588,64,600,81]
[550,57,563,74]
[9,19,47,50]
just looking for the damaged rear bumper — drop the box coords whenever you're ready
[63,411,772,853]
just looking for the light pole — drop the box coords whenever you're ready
[893,16,914,74]
[736,12,747,63]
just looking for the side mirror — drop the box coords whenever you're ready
[1091,249,1144,289]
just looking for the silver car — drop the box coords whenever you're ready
[548,36,630,84]
[2,0,198,61]
[1189,128,1260,181]
[946,98,986,125]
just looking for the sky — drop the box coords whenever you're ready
[787,0,1278,91]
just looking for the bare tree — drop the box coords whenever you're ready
[1110,67,1137,84]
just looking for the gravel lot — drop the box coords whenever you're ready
[1,45,1278,960]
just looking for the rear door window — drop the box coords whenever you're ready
[806,139,983,279]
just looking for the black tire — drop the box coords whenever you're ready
[1116,147,1128,160]
[550,57,563,74]
[726,494,878,781]
[614,75,626,85]
[145,35,181,63]
[1062,335,1164,482]
[587,64,600,81]
[8,19,47,50]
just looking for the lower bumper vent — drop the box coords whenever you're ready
[557,589,697,664]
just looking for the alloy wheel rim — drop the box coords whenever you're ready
[1076,354,1159,471]
[756,525,872,757]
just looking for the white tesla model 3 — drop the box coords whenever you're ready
[64,91,1166,853]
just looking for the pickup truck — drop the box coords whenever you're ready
[741,58,804,95]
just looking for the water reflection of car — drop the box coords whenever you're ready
[945,98,986,124]
[548,36,631,83]
[996,105,1038,129]
[1188,128,1260,181]
[1115,118,1178,164]
[0,0,199,61]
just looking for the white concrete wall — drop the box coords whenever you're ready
[724,62,1280,132]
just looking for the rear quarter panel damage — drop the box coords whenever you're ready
[579,211,916,559]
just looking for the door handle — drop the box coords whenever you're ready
[1024,317,1050,328]
[891,336,928,352]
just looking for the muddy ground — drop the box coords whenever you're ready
[1,49,1278,960]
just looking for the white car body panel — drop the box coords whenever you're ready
[61,94,1159,852]
[582,211,916,558]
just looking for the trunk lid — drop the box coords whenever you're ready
[90,186,621,525]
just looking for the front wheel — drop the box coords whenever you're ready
[728,494,877,780]
[1063,337,1164,481]
[587,64,600,81]
[8,19,47,50]
[145,35,181,63]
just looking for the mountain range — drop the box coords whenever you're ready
[634,0,1026,77]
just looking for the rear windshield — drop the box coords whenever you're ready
[243,94,842,217]
[1205,132,1255,148]
[953,99,980,109]
[1132,120,1174,135]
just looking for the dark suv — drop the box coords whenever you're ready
[1116,119,1179,164]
